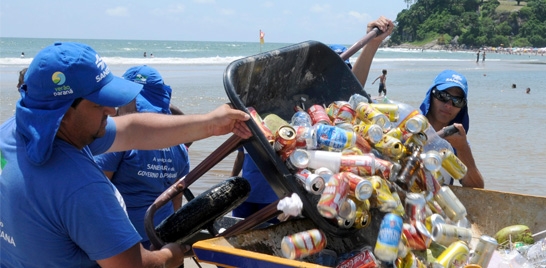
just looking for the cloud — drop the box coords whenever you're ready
[348,11,371,23]
[105,6,129,17]
[310,4,331,13]
[193,0,215,3]
[220,8,235,15]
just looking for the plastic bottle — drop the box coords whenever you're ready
[423,124,454,154]
[290,110,312,127]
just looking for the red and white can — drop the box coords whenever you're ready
[316,173,349,219]
[307,104,332,125]
[294,169,325,195]
[281,229,327,260]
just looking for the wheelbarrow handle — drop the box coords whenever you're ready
[339,27,382,61]
[145,134,244,249]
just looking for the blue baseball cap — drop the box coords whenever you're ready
[329,44,352,68]
[16,42,142,165]
[419,70,470,133]
[122,65,172,114]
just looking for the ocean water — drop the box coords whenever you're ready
[1,37,545,197]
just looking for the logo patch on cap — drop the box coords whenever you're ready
[52,71,73,96]
[445,74,465,89]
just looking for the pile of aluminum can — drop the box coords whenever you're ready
[248,94,498,267]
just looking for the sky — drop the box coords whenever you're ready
[0,0,408,44]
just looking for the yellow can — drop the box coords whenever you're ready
[436,240,470,268]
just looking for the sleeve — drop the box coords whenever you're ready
[62,181,142,261]
[94,151,124,173]
[89,117,117,155]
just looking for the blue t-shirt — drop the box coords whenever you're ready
[239,147,278,203]
[94,144,190,245]
[0,117,141,267]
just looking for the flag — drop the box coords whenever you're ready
[260,30,265,45]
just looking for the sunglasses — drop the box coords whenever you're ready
[432,88,467,108]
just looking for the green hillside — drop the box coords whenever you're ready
[390,0,546,48]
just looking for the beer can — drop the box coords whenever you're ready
[425,213,446,233]
[404,114,429,134]
[436,240,470,267]
[403,223,427,251]
[337,197,357,221]
[405,193,427,224]
[369,176,398,213]
[353,203,372,229]
[432,223,473,247]
[373,134,405,160]
[440,149,468,180]
[395,251,427,268]
[342,172,373,201]
[328,101,356,125]
[468,235,498,268]
[355,102,391,130]
[285,149,310,171]
[374,213,403,262]
[336,215,355,229]
[281,229,327,260]
[307,104,332,125]
[273,125,297,160]
[294,169,325,195]
[316,173,349,219]
[434,186,467,222]
[370,103,400,122]
[420,150,443,172]
[354,123,384,144]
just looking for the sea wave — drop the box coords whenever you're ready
[0,56,246,66]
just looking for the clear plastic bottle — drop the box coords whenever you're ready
[423,125,454,154]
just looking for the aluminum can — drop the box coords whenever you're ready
[247,107,274,144]
[273,125,297,160]
[436,240,470,267]
[294,169,325,195]
[405,193,427,224]
[374,213,403,262]
[342,172,373,201]
[395,251,427,268]
[281,229,327,260]
[353,202,372,229]
[340,154,401,181]
[316,173,349,219]
[402,222,432,251]
[370,103,400,122]
[434,186,467,222]
[307,104,332,125]
[404,114,429,134]
[420,150,443,172]
[285,149,310,171]
[336,215,355,229]
[468,235,498,268]
[337,197,357,221]
[314,124,356,150]
[425,213,446,233]
[336,246,379,268]
[328,101,356,125]
[355,102,391,130]
[369,176,398,213]
[440,149,468,180]
[373,134,405,160]
[432,223,473,247]
[354,123,384,144]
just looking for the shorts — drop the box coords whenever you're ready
[378,83,386,95]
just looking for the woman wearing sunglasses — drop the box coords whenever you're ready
[419,70,485,188]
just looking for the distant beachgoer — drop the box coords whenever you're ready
[482,51,486,62]
[476,50,480,62]
[372,69,388,96]
[526,87,531,94]
[512,84,517,88]
[17,67,28,92]
[20,52,25,58]
[143,51,147,57]
[150,53,154,58]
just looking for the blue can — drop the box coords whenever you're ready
[374,213,403,262]
[314,124,356,150]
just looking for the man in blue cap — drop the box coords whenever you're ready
[0,42,251,267]
[94,65,190,250]
[419,69,484,188]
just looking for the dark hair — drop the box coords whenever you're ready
[382,69,387,74]
[71,98,84,108]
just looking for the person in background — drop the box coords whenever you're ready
[17,67,28,92]
[0,42,251,267]
[372,69,388,96]
[231,146,279,223]
[329,44,353,69]
[419,70,484,188]
[351,16,394,87]
[94,65,190,249]
[20,52,25,58]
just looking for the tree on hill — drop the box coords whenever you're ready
[390,0,546,48]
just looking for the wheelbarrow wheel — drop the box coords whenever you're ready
[155,176,251,244]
